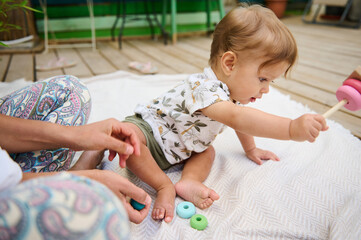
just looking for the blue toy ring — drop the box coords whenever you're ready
[176,201,196,219]
[130,199,145,211]
[190,214,208,230]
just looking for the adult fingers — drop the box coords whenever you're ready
[124,197,151,224]
[119,154,128,168]
[113,123,141,156]
[113,176,150,206]
[106,136,134,157]
[109,189,149,224]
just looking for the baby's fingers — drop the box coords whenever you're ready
[314,114,329,131]
[252,157,263,165]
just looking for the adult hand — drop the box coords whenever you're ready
[70,118,141,165]
[0,115,140,165]
[85,170,151,224]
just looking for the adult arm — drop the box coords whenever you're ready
[0,114,140,159]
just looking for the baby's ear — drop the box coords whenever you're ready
[221,51,237,76]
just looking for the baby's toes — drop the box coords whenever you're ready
[164,204,174,223]
[152,207,165,220]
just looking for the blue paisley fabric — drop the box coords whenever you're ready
[0,75,92,172]
[0,172,130,240]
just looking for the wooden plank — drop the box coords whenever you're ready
[56,47,93,78]
[273,78,361,118]
[128,40,200,74]
[35,50,63,81]
[182,37,212,52]
[275,87,361,139]
[155,41,207,70]
[294,33,361,58]
[291,64,344,93]
[0,54,10,82]
[284,19,361,46]
[115,41,177,74]
[176,39,210,61]
[297,47,360,76]
[97,41,132,72]
[6,54,34,82]
[77,48,116,75]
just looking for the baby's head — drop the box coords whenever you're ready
[209,4,298,78]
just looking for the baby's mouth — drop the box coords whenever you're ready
[250,97,256,102]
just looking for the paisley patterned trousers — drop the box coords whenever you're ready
[0,173,130,240]
[0,75,92,172]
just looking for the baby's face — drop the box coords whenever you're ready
[226,58,289,104]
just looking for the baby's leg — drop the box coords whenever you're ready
[70,150,104,170]
[124,123,176,223]
[175,146,219,209]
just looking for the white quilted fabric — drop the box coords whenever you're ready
[83,71,361,240]
[2,71,360,240]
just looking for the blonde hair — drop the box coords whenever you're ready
[209,4,298,77]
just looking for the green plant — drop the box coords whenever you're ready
[0,0,41,46]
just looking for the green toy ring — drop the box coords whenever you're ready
[190,214,208,230]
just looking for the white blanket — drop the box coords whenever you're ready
[2,71,361,240]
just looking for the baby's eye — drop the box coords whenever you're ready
[259,77,268,82]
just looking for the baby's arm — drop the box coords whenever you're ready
[201,101,328,142]
[236,131,280,165]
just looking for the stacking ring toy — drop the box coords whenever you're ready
[190,214,208,230]
[322,68,361,118]
[176,201,196,219]
[335,85,361,111]
[343,79,361,93]
[130,199,145,211]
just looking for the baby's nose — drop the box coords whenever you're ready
[261,85,269,93]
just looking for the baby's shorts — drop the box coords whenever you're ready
[124,114,172,170]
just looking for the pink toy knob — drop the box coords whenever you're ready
[336,85,361,111]
[343,78,361,94]
[323,84,361,118]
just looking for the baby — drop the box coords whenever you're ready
[88,4,328,223]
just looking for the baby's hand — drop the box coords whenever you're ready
[289,114,328,142]
[245,148,280,165]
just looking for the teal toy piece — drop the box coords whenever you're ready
[190,214,208,230]
[130,199,145,211]
[176,201,196,219]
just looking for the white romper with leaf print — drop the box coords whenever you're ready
[134,67,230,165]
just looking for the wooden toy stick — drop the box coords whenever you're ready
[322,99,348,118]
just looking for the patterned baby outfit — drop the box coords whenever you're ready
[134,67,231,165]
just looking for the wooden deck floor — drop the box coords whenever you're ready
[1,16,360,138]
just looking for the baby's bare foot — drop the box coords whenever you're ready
[152,185,176,223]
[175,179,219,209]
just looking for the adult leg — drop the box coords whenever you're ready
[0,75,91,172]
[0,172,130,240]
[175,146,220,209]
[123,122,176,223]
